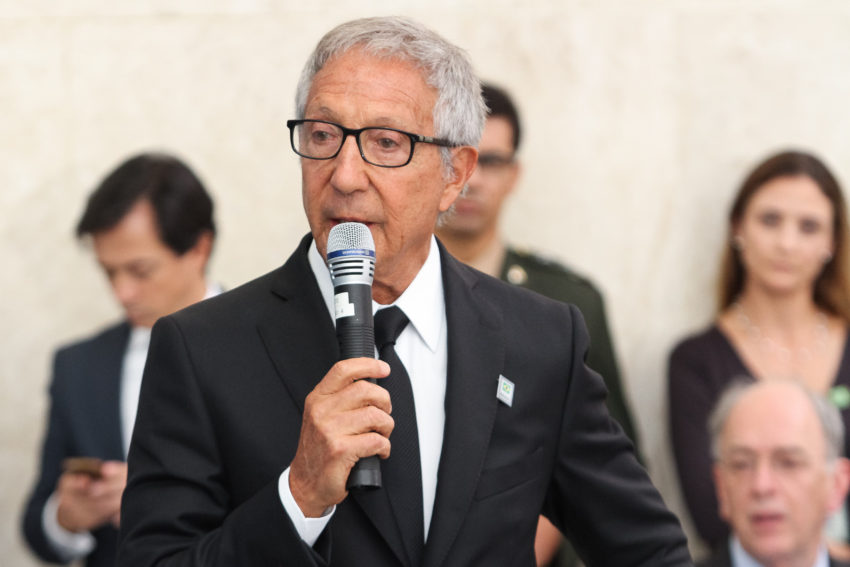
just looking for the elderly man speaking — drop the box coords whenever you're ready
[117,16,691,567]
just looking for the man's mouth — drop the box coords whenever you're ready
[331,217,373,228]
[452,199,480,214]
[749,511,784,531]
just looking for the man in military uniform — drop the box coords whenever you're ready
[436,83,638,567]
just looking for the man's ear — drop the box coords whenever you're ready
[439,146,478,212]
[713,464,731,521]
[186,230,214,272]
[827,457,850,515]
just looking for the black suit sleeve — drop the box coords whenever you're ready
[117,316,324,567]
[544,305,693,566]
[22,354,74,564]
[572,285,639,453]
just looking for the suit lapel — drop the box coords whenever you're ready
[422,247,503,567]
[97,323,130,460]
[256,235,338,414]
[255,235,409,566]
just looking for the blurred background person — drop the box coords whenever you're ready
[669,149,850,558]
[21,152,218,567]
[436,82,640,567]
[702,380,850,567]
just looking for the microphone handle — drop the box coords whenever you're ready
[335,282,382,490]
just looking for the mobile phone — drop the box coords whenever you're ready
[61,457,104,479]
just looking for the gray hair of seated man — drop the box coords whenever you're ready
[708,378,844,463]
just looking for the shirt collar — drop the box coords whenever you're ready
[128,326,152,350]
[204,282,222,299]
[730,536,829,567]
[308,236,444,353]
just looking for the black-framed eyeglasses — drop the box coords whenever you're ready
[286,119,458,168]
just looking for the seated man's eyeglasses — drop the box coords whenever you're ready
[287,119,458,168]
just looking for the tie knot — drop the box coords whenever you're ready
[374,306,409,349]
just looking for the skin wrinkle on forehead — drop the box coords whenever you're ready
[307,50,437,135]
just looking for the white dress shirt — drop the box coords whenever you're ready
[729,536,829,567]
[43,283,220,561]
[279,237,448,546]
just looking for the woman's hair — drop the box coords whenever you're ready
[717,150,850,320]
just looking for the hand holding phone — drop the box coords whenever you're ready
[56,459,127,532]
[61,457,104,479]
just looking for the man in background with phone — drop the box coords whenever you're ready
[21,152,218,567]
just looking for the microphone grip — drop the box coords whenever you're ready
[335,283,382,490]
[337,324,375,360]
[347,455,382,490]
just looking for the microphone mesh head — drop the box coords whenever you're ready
[327,222,375,254]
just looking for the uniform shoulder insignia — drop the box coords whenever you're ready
[506,263,528,285]
[507,247,593,287]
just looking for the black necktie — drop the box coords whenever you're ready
[374,306,424,566]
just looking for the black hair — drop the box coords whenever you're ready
[76,152,215,255]
[481,83,522,151]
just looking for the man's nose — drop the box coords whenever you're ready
[330,135,368,193]
[111,273,138,305]
[750,460,777,495]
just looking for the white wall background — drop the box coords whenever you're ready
[4,1,850,563]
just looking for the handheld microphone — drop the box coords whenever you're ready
[327,222,381,490]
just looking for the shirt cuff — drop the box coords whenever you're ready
[278,467,335,547]
[42,492,96,561]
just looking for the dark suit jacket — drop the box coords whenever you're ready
[500,247,638,452]
[118,235,691,566]
[23,322,129,567]
[696,544,850,566]
[500,248,641,567]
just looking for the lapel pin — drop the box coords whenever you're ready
[497,375,515,407]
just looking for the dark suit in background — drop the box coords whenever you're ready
[117,236,690,566]
[22,323,128,567]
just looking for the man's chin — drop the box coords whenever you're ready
[126,313,155,329]
[742,536,796,565]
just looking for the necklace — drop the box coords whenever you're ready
[733,301,830,365]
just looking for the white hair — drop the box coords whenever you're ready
[708,379,845,463]
[294,16,486,174]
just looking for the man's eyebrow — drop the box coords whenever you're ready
[723,445,809,457]
[723,446,756,457]
[308,106,340,122]
[772,447,809,457]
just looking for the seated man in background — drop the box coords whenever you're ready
[702,380,850,567]
[436,82,639,567]
[21,152,218,567]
